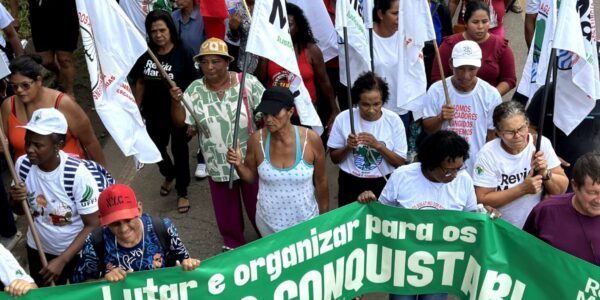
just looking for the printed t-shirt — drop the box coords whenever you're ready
[524,193,600,266]
[71,213,190,283]
[472,135,560,228]
[373,31,405,115]
[327,108,407,177]
[430,33,517,89]
[183,73,265,182]
[131,44,199,122]
[379,162,479,211]
[15,151,100,256]
[0,244,34,287]
[267,48,316,102]
[0,3,14,65]
[423,77,502,174]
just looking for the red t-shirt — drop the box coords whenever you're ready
[267,48,317,103]
[430,33,516,90]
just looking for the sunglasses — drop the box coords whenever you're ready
[8,79,35,91]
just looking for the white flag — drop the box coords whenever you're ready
[76,0,161,163]
[552,0,600,134]
[246,0,323,132]
[396,0,436,119]
[287,0,338,62]
[517,0,600,135]
[363,0,374,29]
[336,0,371,86]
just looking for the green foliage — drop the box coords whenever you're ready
[0,0,30,38]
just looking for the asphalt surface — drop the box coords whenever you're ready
[8,0,599,298]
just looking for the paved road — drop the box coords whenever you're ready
[9,0,599,298]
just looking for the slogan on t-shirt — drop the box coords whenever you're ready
[497,168,529,191]
[143,59,174,80]
[448,104,477,141]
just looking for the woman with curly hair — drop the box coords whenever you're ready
[328,72,407,207]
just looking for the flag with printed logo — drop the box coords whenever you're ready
[517,0,600,135]
[246,0,323,132]
[76,0,161,164]
[336,0,371,86]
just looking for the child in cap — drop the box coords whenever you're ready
[72,184,200,283]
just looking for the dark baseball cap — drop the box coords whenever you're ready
[255,87,296,116]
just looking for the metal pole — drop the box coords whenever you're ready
[228,52,251,189]
[343,26,356,134]
[369,28,375,72]
[536,48,558,152]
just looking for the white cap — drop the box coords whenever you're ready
[451,40,482,68]
[17,108,68,135]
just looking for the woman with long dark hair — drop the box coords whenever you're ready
[256,3,338,129]
[131,10,199,213]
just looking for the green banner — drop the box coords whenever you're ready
[3,202,600,299]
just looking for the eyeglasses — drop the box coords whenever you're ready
[8,79,35,91]
[500,123,529,139]
[439,165,467,177]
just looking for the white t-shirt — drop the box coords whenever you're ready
[327,108,407,177]
[15,152,100,255]
[526,0,539,14]
[373,31,406,115]
[423,77,502,174]
[472,135,560,228]
[0,244,34,286]
[0,3,14,66]
[379,162,479,211]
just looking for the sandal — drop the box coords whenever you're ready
[160,180,174,196]
[177,197,191,214]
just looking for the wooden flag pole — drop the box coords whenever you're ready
[0,122,52,285]
[146,49,210,139]
[431,1,452,106]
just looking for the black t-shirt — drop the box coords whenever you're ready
[132,43,199,121]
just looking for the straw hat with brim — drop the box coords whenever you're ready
[193,37,235,63]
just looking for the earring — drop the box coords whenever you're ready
[56,150,59,158]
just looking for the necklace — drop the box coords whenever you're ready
[204,72,232,98]
[115,219,145,271]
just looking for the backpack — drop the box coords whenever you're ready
[18,156,115,203]
[90,216,176,275]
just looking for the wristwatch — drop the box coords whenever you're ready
[542,169,552,181]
